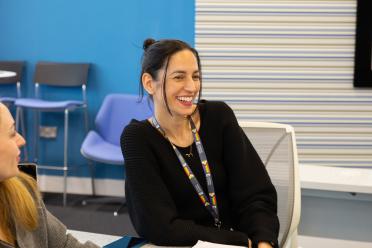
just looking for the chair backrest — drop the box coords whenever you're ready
[96,94,153,146]
[239,121,301,248]
[0,61,24,85]
[34,61,89,87]
[18,163,37,181]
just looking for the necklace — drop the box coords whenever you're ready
[185,144,193,158]
[151,116,221,228]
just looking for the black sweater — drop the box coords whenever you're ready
[120,100,279,247]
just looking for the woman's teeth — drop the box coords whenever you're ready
[177,96,192,102]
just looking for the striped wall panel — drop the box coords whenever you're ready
[195,0,372,168]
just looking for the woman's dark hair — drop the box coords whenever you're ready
[139,38,202,115]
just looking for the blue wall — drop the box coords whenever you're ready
[0,0,195,179]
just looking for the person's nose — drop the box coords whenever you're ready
[184,76,198,92]
[16,133,26,148]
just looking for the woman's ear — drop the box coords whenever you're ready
[142,72,155,95]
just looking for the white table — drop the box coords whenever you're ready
[0,70,16,78]
[67,230,121,247]
[68,229,372,248]
[298,235,372,248]
[300,164,372,194]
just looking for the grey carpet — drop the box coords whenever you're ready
[43,192,137,237]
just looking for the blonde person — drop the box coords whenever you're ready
[0,103,100,248]
[121,39,279,248]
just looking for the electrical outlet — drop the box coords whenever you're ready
[39,126,57,138]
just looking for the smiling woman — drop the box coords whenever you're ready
[121,39,279,248]
[0,103,99,248]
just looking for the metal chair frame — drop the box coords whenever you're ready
[15,62,90,206]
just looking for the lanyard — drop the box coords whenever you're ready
[151,116,221,228]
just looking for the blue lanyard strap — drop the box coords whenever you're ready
[151,116,221,228]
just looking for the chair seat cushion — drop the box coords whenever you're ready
[15,98,83,110]
[81,131,123,165]
[0,97,16,103]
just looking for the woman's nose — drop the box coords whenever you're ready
[184,77,198,92]
[16,133,26,148]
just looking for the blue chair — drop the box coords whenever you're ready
[81,93,153,215]
[15,61,90,206]
[0,61,28,160]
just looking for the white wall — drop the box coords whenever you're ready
[195,0,372,243]
[195,0,372,169]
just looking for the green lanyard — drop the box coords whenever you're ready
[151,116,221,228]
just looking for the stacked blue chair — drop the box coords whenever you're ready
[15,61,90,206]
[80,93,153,215]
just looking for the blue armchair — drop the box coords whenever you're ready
[81,93,153,215]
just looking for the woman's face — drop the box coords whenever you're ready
[0,104,26,181]
[151,49,201,118]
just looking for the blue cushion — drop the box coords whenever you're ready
[15,98,83,110]
[0,97,16,103]
[81,131,124,165]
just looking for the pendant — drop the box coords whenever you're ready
[185,152,193,158]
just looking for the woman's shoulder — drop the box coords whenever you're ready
[121,119,154,146]
[199,100,234,119]
[122,119,152,136]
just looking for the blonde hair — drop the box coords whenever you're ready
[0,103,40,243]
[0,172,40,243]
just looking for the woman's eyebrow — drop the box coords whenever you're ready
[170,70,186,75]
[170,70,200,75]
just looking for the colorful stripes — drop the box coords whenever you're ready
[196,0,372,168]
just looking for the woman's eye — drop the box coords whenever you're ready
[193,75,200,80]
[174,76,183,80]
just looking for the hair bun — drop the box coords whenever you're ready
[143,38,156,50]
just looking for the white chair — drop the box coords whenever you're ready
[239,121,301,248]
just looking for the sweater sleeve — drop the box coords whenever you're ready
[121,122,249,246]
[220,102,280,247]
[42,201,100,248]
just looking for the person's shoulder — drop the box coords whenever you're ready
[121,119,152,143]
[17,172,40,196]
[124,119,149,133]
[199,99,234,116]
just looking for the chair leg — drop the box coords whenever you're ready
[114,201,127,216]
[15,107,26,161]
[83,107,89,134]
[63,109,69,207]
[34,110,40,164]
[89,161,96,196]
[19,108,28,161]
[81,161,96,206]
[83,107,95,196]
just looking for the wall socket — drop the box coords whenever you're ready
[39,126,57,138]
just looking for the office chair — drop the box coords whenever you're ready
[15,61,90,206]
[81,94,153,216]
[239,121,301,248]
[0,61,28,160]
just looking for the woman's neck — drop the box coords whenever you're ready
[155,109,189,137]
[153,105,199,147]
